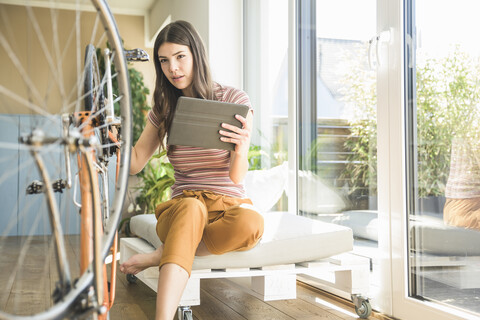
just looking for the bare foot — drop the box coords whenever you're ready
[119,245,163,275]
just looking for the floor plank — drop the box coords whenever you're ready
[0,237,23,311]
[110,275,363,320]
[201,278,295,320]
[109,266,156,319]
[4,236,51,315]
[266,295,345,320]
[191,288,247,320]
[296,284,359,320]
[1,235,381,319]
[226,277,345,320]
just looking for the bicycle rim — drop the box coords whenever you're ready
[0,0,131,318]
[83,43,102,113]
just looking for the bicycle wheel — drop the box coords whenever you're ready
[82,42,122,315]
[84,44,103,113]
[82,43,111,161]
[0,0,132,318]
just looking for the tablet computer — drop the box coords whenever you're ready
[167,96,250,151]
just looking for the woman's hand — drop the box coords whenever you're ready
[220,110,253,183]
[219,112,252,156]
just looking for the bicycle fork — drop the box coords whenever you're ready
[21,130,73,301]
[75,111,120,320]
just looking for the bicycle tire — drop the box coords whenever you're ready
[83,43,112,161]
[83,44,102,113]
[0,0,131,319]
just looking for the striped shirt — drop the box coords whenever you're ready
[148,82,252,199]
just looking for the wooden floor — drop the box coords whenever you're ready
[111,270,378,320]
[1,235,384,319]
[4,236,480,318]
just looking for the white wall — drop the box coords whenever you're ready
[147,0,210,47]
[147,0,243,89]
[208,0,243,88]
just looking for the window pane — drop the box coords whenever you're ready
[407,0,480,314]
[299,0,377,210]
[244,0,289,211]
[297,0,378,299]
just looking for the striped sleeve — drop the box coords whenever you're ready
[222,87,252,110]
[226,89,251,108]
[147,109,160,129]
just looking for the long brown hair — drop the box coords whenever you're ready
[152,20,214,150]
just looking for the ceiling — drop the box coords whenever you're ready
[0,0,157,16]
[98,0,157,15]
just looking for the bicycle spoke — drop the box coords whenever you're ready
[63,23,84,107]
[50,8,67,107]
[0,0,132,317]
[75,8,82,113]
[0,86,61,122]
[0,32,45,109]
[26,7,67,102]
[90,14,101,50]
[76,69,122,133]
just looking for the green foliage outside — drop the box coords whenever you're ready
[341,45,480,199]
[248,144,264,170]
[338,44,377,200]
[249,127,288,171]
[416,48,480,197]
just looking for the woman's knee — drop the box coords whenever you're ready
[246,211,264,240]
[232,210,264,252]
[230,208,264,240]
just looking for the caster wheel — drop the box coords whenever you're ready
[178,306,193,320]
[355,300,372,319]
[126,274,137,284]
[351,294,372,319]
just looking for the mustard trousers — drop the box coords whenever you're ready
[154,190,264,275]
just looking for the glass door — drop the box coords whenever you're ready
[244,0,290,208]
[246,0,480,318]
[299,0,378,217]
[404,0,480,317]
[295,0,386,308]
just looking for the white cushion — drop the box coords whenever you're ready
[295,170,346,214]
[245,163,347,214]
[244,162,288,212]
[331,210,378,241]
[410,215,480,256]
[130,211,353,270]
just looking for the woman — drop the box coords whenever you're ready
[119,20,264,320]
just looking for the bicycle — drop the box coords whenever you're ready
[0,1,147,318]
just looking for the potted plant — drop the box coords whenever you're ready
[135,151,175,214]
